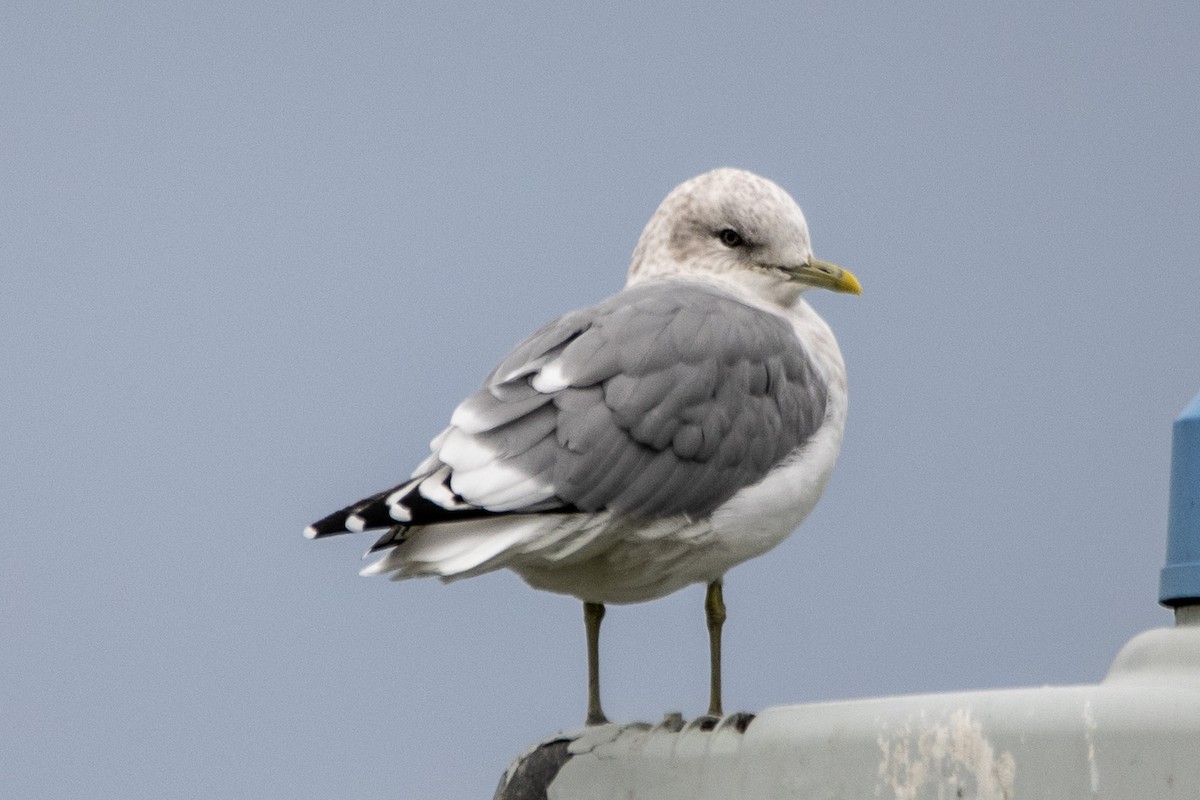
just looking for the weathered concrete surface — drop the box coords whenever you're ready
[497,621,1200,799]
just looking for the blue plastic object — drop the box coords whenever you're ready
[1160,391,1200,606]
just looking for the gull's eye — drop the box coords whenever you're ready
[718,229,744,248]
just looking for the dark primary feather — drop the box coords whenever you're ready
[306,488,392,537]
[307,281,828,541]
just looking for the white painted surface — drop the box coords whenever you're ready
[500,616,1200,799]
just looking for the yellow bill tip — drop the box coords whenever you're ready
[805,260,863,295]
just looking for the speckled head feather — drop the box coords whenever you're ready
[626,168,817,307]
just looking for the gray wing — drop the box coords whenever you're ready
[308,281,827,544]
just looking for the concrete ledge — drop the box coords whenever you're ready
[496,623,1200,799]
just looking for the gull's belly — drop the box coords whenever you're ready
[512,424,842,604]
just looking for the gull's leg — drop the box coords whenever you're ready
[705,579,726,717]
[584,601,609,726]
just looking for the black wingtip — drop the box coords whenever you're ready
[349,500,400,531]
[304,510,355,539]
[304,486,397,539]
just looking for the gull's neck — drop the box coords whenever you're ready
[626,269,806,320]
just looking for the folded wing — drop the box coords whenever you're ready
[305,281,829,554]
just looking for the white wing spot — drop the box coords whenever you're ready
[419,469,466,509]
[530,359,569,393]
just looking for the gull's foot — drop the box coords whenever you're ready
[686,711,757,733]
[656,711,685,732]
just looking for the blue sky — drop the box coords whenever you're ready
[4,3,1199,797]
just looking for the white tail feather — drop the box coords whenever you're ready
[360,517,551,580]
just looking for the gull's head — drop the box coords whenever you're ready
[627,168,861,307]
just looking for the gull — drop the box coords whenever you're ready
[306,168,861,725]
